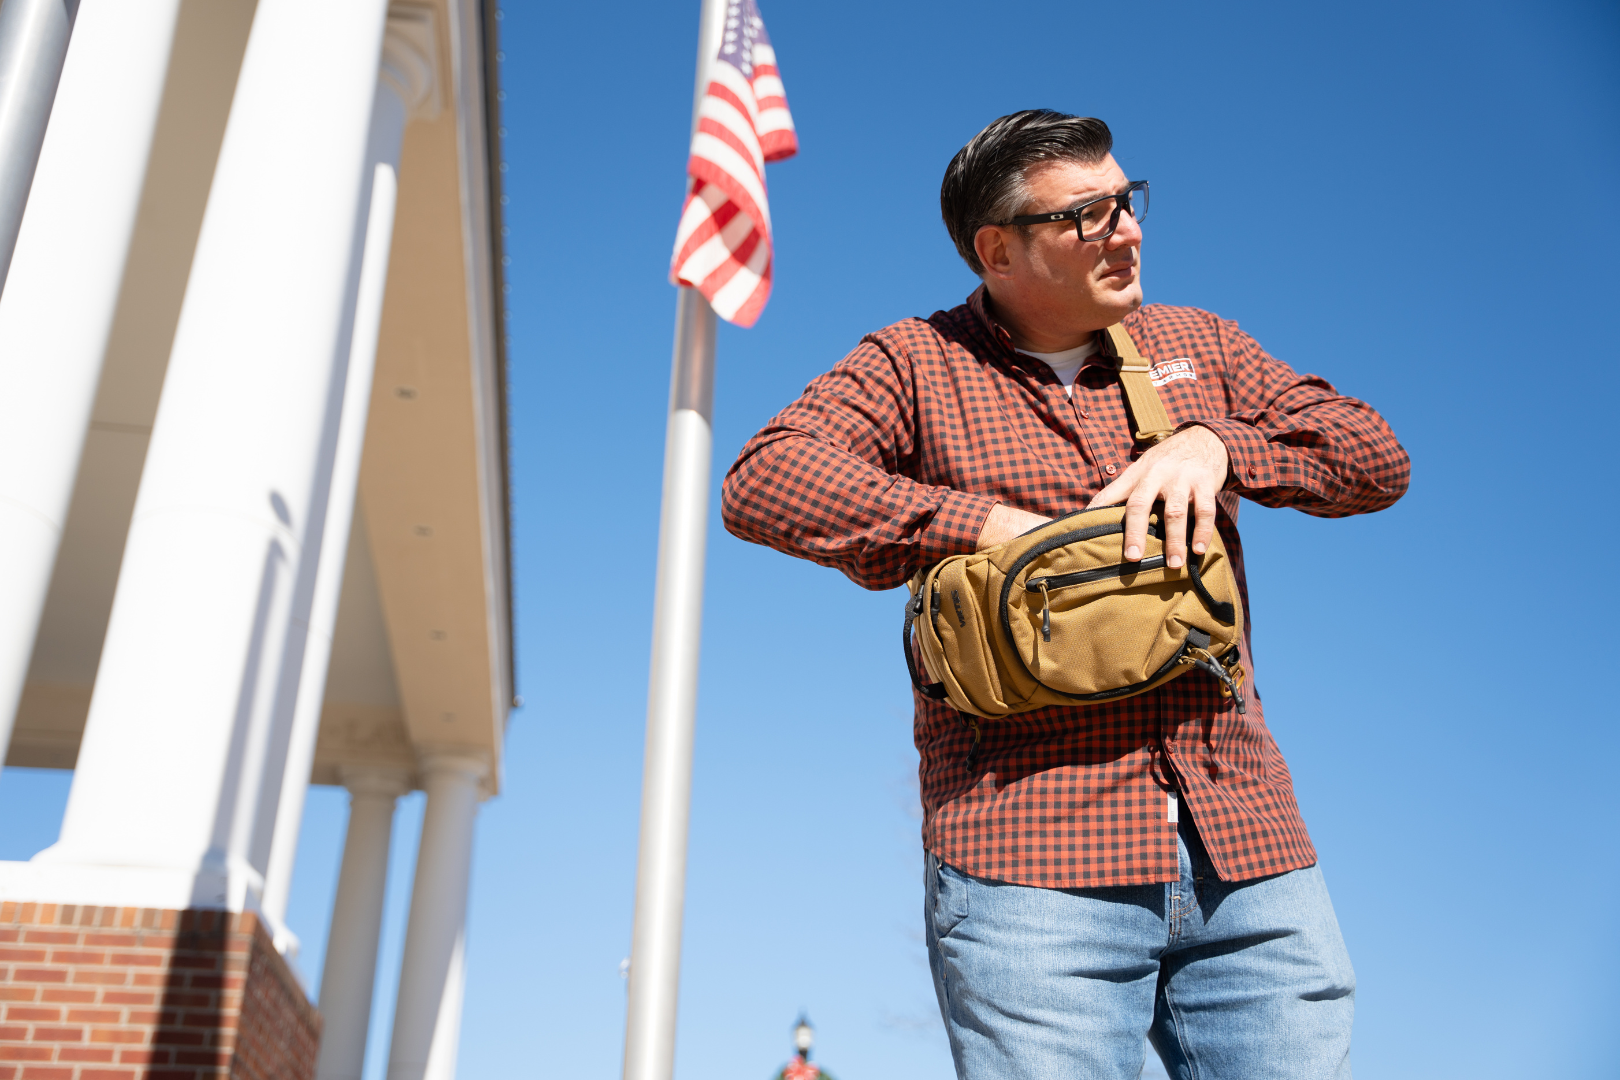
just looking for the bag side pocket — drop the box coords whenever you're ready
[929,559,1008,716]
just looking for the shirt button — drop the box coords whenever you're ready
[1247,467,1258,479]
[1105,464,1118,476]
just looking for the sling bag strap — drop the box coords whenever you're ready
[1103,323,1175,444]
[903,586,948,700]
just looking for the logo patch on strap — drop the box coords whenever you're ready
[1149,358,1196,387]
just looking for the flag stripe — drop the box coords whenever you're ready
[689,144,770,237]
[669,0,796,328]
[702,72,765,168]
[671,184,740,271]
[696,116,763,186]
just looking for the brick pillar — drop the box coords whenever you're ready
[0,903,320,1080]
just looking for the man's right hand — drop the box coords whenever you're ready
[976,503,1051,551]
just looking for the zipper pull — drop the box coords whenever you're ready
[1182,646,1248,714]
[1038,581,1051,642]
[1222,650,1248,714]
[964,717,983,770]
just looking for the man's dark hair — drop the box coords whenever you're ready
[940,111,1114,275]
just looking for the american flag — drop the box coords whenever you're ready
[669,0,797,328]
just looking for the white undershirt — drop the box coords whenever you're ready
[1016,338,1100,398]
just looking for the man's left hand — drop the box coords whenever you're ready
[1087,425,1230,569]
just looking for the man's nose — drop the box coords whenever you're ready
[1107,207,1143,248]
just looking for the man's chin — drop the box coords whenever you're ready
[1098,283,1143,319]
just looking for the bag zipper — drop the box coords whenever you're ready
[1025,554,1167,594]
[996,518,1158,652]
[1030,555,1167,647]
[1048,639,1197,703]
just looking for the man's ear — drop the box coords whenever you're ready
[974,225,1016,281]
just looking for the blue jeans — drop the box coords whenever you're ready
[925,811,1355,1079]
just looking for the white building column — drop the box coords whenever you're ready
[261,4,441,942]
[31,0,393,915]
[0,0,184,766]
[316,766,409,1080]
[387,752,487,1080]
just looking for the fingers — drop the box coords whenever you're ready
[1091,469,1152,562]
[1093,458,1155,562]
[1189,479,1217,559]
[1087,474,1127,510]
[976,503,1054,551]
[1160,486,1189,568]
[1122,487,1154,561]
[1092,429,1227,567]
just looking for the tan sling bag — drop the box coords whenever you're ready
[902,323,1246,751]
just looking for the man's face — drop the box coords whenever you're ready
[975,154,1144,344]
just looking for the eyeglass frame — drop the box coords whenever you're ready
[1004,179,1149,242]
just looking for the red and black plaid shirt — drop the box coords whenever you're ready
[722,287,1409,888]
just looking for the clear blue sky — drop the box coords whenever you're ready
[2,1,1616,1077]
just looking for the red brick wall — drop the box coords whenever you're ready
[0,903,321,1080]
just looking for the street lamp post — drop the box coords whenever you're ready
[793,1015,813,1060]
[775,1015,832,1080]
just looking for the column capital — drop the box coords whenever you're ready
[380,3,441,120]
[339,763,412,800]
[415,747,490,786]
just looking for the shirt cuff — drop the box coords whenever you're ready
[923,489,1000,562]
[1188,418,1273,493]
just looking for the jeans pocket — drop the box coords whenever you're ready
[932,858,971,942]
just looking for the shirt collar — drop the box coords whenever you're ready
[967,284,1117,373]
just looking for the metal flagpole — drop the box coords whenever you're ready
[622,2,725,1079]
[0,0,78,295]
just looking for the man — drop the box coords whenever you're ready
[721,110,1409,1079]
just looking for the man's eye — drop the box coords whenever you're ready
[1079,206,1107,224]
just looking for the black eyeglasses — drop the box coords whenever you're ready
[1006,180,1149,242]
